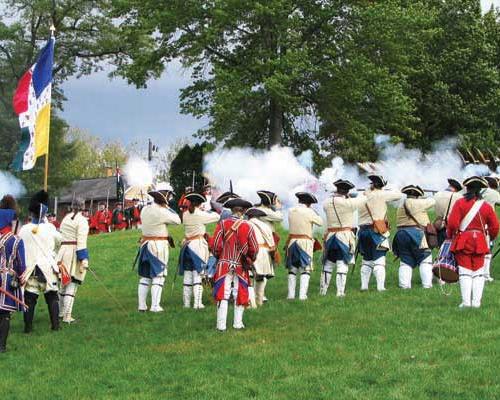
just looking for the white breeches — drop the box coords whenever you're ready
[398,255,433,289]
[183,270,204,309]
[319,260,348,296]
[138,271,166,312]
[216,272,244,330]
[459,266,485,308]
[361,257,386,291]
[287,267,310,300]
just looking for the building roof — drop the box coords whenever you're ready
[58,176,128,204]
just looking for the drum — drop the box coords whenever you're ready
[432,239,458,283]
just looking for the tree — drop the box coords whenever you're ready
[111,0,353,149]
[0,0,134,191]
[169,143,206,198]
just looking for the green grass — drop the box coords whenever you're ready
[2,213,500,400]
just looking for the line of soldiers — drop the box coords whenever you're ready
[133,173,500,331]
[0,172,498,348]
[90,200,142,233]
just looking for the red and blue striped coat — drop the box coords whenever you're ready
[0,229,26,312]
[211,216,258,305]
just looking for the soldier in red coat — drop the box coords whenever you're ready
[95,203,111,233]
[112,203,128,231]
[211,198,258,331]
[447,176,499,308]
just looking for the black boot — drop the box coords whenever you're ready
[0,314,11,353]
[44,291,60,331]
[23,291,38,334]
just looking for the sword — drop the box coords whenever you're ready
[492,245,500,260]
[87,266,129,317]
[131,247,141,270]
[0,286,28,310]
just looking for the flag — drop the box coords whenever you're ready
[116,165,125,203]
[12,36,55,171]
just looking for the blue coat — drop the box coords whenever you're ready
[0,232,26,312]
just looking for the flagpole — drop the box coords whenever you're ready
[44,25,56,192]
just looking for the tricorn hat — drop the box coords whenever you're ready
[257,190,277,206]
[484,176,499,190]
[463,176,488,190]
[225,198,253,210]
[28,190,49,215]
[334,179,355,192]
[148,182,174,205]
[185,193,207,205]
[216,191,240,204]
[401,185,425,198]
[368,175,387,188]
[245,207,267,219]
[447,178,462,191]
[295,192,318,204]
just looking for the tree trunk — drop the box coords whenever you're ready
[269,97,283,147]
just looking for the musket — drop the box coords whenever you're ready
[192,170,196,190]
[355,188,438,194]
[229,180,233,194]
[0,286,28,310]
[492,245,500,260]
[87,266,129,316]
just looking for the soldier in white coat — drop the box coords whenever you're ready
[393,185,436,289]
[137,185,181,312]
[433,178,462,247]
[358,175,403,291]
[19,191,62,332]
[286,192,323,300]
[57,198,89,324]
[254,190,283,303]
[179,193,219,309]
[321,180,367,297]
[481,176,500,282]
[246,208,275,306]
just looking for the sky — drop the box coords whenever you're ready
[61,0,500,148]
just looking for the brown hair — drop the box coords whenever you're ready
[0,195,17,212]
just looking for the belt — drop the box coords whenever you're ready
[287,234,313,241]
[259,243,275,250]
[327,227,353,233]
[61,241,77,245]
[141,236,169,242]
[184,234,205,241]
[398,225,419,229]
[359,224,373,229]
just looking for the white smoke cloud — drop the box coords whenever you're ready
[0,172,25,199]
[123,157,154,187]
[203,138,494,226]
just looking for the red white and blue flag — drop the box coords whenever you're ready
[12,36,55,171]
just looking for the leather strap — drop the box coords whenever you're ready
[61,241,77,245]
[141,236,169,242]
[184,234,205,241]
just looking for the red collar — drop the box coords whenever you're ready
[0,226,12,235]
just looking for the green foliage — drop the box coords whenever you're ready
[169,143,207,197]
[112,0,500,162]
[0,0,133,192]
[2,212,500,399]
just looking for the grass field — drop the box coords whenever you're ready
[2,212,500,400]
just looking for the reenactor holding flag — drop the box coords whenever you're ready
[19,191,62,333]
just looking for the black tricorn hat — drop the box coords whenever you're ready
[245,207,267,219]
[216,191,240,204]
[148,191,170,205]
[257,190,277,206]
[225,198,253,210]
[295,192,318,204]
[185,193,207,204]
[334,179,355,192]
[28,190,49,215]
[463,176,488,190]
[401,185,425,198]
[368,175,387,188]
[484,176,499,190]
[447,178,462,191]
